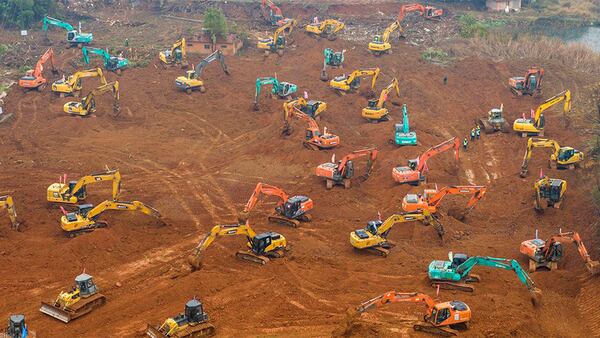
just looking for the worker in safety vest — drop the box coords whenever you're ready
[463,137,468,151]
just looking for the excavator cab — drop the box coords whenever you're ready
[7,315,27,338]
[300,101,323,118]
[408,159,418,170]
[251,232,282,255]
[557,148,575,162]
[67,31,77,42]
[429,301,469,326]
[68,181,88,200]
[281,195,310,219]
[450,253,468,269]
[366,220,382,236]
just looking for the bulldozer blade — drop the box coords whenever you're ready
[586,260,600,275]
[40,302,71,323]
[413,324,457,337]
[146,324,166,338]
[530,287,543,307]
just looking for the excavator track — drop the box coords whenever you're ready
[430,280,475,292]
[40,293,106,323]
[267,214,300,228]
[413,324,457,337]
[64,221,109,238]
[236,251,270,265]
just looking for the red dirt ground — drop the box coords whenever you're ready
[0,5,598,338]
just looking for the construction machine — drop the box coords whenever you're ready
[305,18,345,40]
[47,169,121,204]
[52,68,107,97]
[64,81,120,116]
[282,106,339,150]
[362,77,400,122]
[239,182,313,228]
[260,0,289,27]
[394,104,417,145]
[254,77,297,110]
[521,230,600,274]
[283,97,327,120]
[257,19,296,56]
[175,50,230,94]
[533,175,566,211]
[0,195,20,231]
[402,185,486,216]
[513,90,571,137]
[159,38,188,67]
[4,314,31,338]
[321,48,345,81]
[82,47,129,74]
[316,148,378,189]
[519,137,584,177]
[350,211,442,257]
[60,200,161,236]
[18,47,58,91]
[42,16,93,47]
[509,67,544,96]
[329,68,380,95]
[392,137,459,185]
[476,104,510,133]
[428,252,542,304]
[146,298,215,338]
[40,273,105,323]
[187,222,287,269]
[354,291,470,337]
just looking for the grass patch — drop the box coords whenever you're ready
[458,14,508,38]
[0,44,9,57]
[420,48,452,64]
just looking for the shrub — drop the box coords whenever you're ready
[203,8,228,40]
[0,0,55,29]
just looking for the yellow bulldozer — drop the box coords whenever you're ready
[146,298,215,338]
[40,273,106,323]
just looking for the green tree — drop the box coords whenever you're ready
[0,0,54,29]
[203,7,228,40]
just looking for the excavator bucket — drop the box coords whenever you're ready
[530,287,542,307]
[188,255,203,271]
[586,260,600,275]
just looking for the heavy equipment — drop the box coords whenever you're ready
[392,137,459,185]
[47,169,121,204]
[513,90,571,137]
[52,68,107,97]
[320,48,345,81]
[476,104,510,133]
[146,298,215,338]
[401,185,486,215]
[0,195,20,231]
[361,77,399,122]
[60,200,162,236]
[355,291,470,337]
[428,252,542,304]
[175,50,230,94]
[329,68,380,95]
[18,47,58,91]
[260,0,289,27]
[282,105,339,150]
[533,175,566,211]
[520,230,600,274]
[509,67,544,96]
[519,137,583,177]
[63,81,120,116]
[82,47,129,74]
[4,314,30,338]
[394,104,417,145]
[40,273,106,323]
[254,77,297,110]
[305,19,345,40]
[187,222,287,269]
[283,97,327,120]
[239,182,313,228]
[350,211,442,257]
[159,38,188,67]
[316,148,378,189]
[257,19,296,56]
[42,16,93,47]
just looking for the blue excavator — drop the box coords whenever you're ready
[254,77,297,111]
[42,16,93,48]
[394,104,417,146]
[320,48,345,81]
[82,47,129,74]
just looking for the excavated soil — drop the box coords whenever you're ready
[0,4,598,338]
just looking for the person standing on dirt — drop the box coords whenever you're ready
[470,128,475,141]
[475,125,481,139]
[463,137,468,151]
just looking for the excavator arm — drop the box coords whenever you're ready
[273,19,296,42]
[414,137,459,172]
[84,200,161,221]
[72,68,108,87]
[532,90,571,128]
[427,186,487,210]
[194,50,230,79]
[544,231,600,273]
[381,21,401,44]
[243,182,289,214]
[520,138,559,177]
[374,211,431,237]
[0,195,19,230]
[337,148,379,178]
[356,291,436,314]
[188,222,257,269]
[59,169,121,200]
[374,77,400,109]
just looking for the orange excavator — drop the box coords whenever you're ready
[261,0,289,26]
[316,148,378,189]
[353,291,471,337]
[239,182,313,228]
[520,230,600,275]
[402,185,486,214]
[282,106,340,150]
[392,137,459,185]
[509,67,544,96]
[18,47,58,91]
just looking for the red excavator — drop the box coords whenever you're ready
[509,67,544,96]
[239,182,313,228]
[261,0,289,26]
[402,185,486,214]
[353,291,471,336]
[282,105,340,150]
[18,47,58,91]
[520,230,600,274]
[316,148,378,189]
[392,137,459,185]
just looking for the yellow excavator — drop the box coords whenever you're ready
[513,90,571,137]
[329,68,380,95]
[519,138,584,177]
[283,97,327,121]
[146,298,215,338]
[0,195,20,230]
[350,211,442,257]
[305,18,345,40]
[175,49,229,94]
[368,20,401,55]
[47,169,121,204]
[40,273,106,323]
[257,19,297,56]
[534,175,566,211]
[52,68,107,97]
[187,222,287,270]
[361,77,399,122]
[159,38,188,67]
[63,81,120,117]
[60,200,162,236]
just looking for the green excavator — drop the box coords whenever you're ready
[253,77,297,111]
[320,48,345,81]
[82,47,129,74]
[393,104,417,146]
[42,16,93,47]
